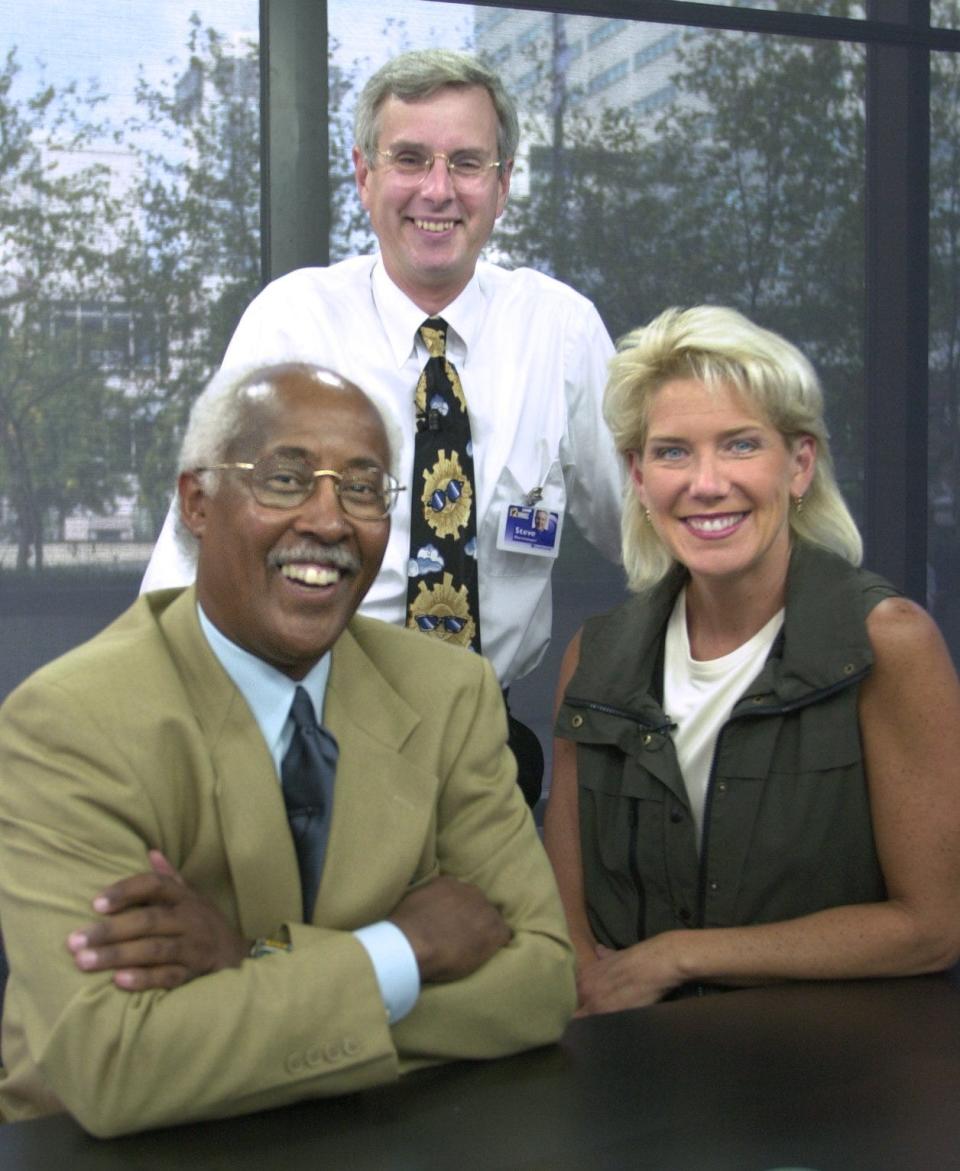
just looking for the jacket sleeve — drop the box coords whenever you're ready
[0,675,401,1137]
[390,656,577,1066]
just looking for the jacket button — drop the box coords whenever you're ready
[571,714,583,728]
[843,662,855,675]
[716,781,727,795]
[678,906,691,922]
[669,807,683,824]
[708,880,719,892]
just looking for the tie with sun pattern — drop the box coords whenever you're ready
[405,317,481,654]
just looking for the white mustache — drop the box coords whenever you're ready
[268,542,360,573]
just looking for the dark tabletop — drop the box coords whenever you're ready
[3,974,960,1170]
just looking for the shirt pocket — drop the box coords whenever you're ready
[480,458,565,578]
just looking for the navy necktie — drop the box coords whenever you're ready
[406,316,482,654]
[280,686,338,921]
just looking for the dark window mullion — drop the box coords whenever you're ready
[865,0,930,600]
[260,0,330,285]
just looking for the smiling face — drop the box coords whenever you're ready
[353,85,512,314]
[629,377,815,594]
[180,370,391,678]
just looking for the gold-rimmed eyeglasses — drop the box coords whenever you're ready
[375,148,502,189]
[199,455,406,521]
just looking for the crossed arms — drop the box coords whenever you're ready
[0,647,575,1136]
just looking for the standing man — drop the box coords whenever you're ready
[0,364,575,1136]
[142,50,622,805]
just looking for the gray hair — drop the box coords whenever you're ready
[173,362,402,561]
[354,49,520,165]
[604,305,863,593]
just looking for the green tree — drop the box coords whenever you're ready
[498,4,865,497]
[117,16,261,533]
[0,48,129,570]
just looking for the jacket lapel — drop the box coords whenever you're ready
[318,624,439,928]
[159,589,303,938]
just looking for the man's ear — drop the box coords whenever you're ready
[495,157,514,219]
[178,471,209,540]
[353,145,372,210]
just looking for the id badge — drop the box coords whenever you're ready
[496,500,563,559]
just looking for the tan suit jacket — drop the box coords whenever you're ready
[0,588,574,1136]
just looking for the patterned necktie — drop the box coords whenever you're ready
[406,317,482,654]
[280,686,338,921]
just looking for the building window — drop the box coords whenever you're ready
[587,19,628,51]
[588,59,629,96]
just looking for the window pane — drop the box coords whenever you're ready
[0,0,259,698]
[930,48,960,656]
[933,1,960,29]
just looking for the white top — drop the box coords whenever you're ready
[664,590,784,846]
[141,255,623,687]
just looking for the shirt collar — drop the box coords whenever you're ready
[197,604,331,761]
[371,254,484,367]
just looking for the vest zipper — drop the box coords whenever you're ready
[627,801,646,941]
[563,694,675,735]
[695,665,871,928]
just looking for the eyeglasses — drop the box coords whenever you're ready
[200,455,405,521]
[375,148,502,190]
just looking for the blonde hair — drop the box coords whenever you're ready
[604,305,863,592]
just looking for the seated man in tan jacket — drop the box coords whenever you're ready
[0,362,575,1137]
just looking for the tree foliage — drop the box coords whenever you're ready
[496,3,865,504]
[0,48,128,569]
[116,15,260,531]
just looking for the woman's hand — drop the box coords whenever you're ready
[575,934,685,1015]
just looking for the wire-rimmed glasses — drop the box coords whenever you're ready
[200,455,405,521]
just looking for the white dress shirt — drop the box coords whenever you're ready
[143,256,623,687]
[197,605,419,1024]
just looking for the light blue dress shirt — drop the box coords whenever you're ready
[197,605,419,1023]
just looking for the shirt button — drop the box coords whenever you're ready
[708,880,719,892]
[716,781,727,795]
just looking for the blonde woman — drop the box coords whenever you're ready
[545,306,960,1013]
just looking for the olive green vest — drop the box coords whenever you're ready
[555,541,898,949]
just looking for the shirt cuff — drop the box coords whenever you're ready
[353,920,420,1024]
